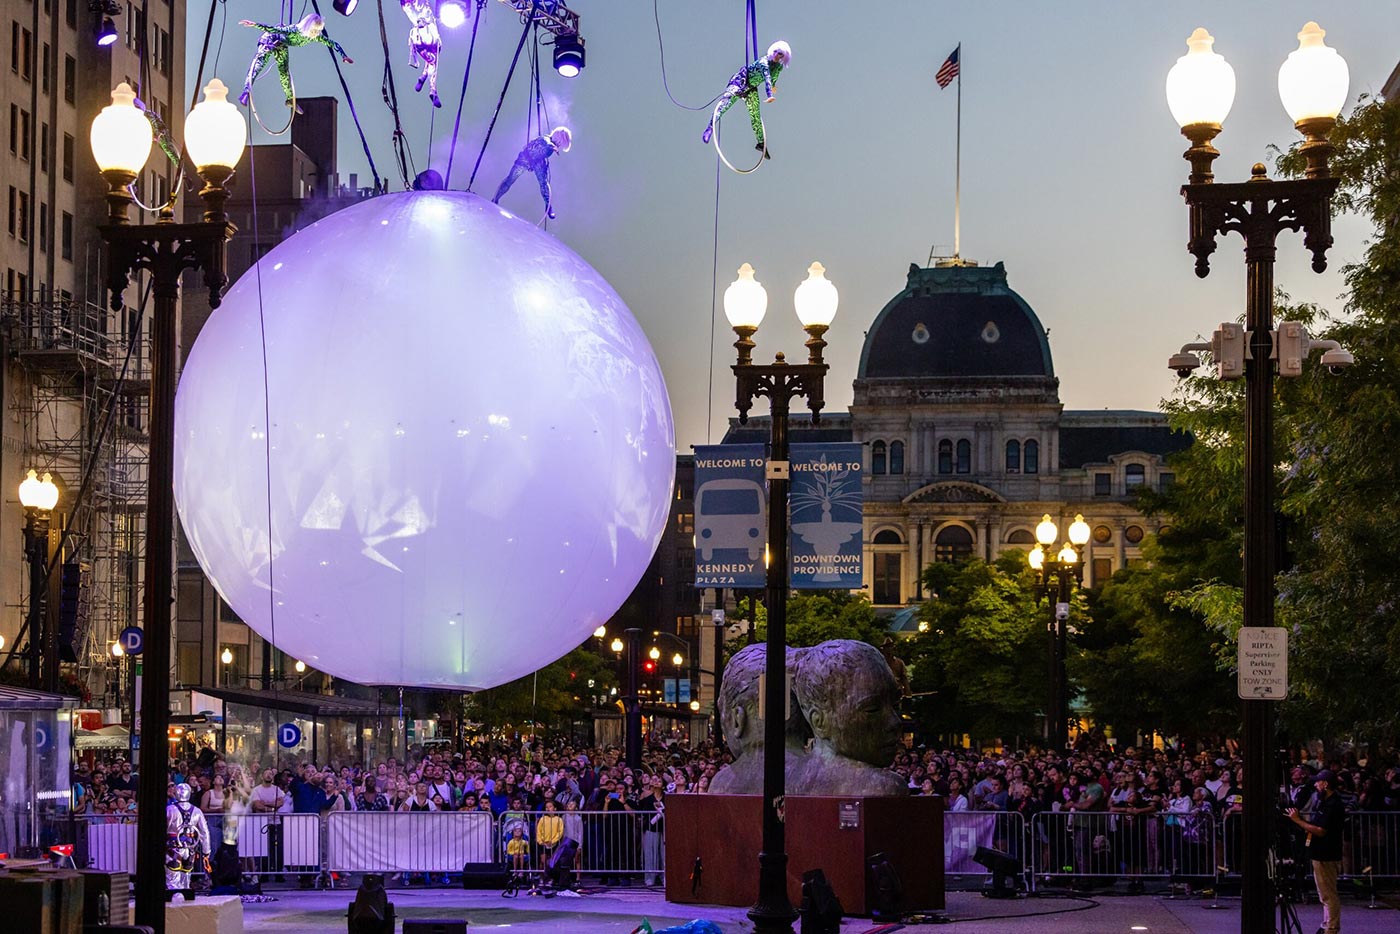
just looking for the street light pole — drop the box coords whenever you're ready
[1029,514,1088,751]
[91,79,245,934]
[726,261,838,934]
[19,470,58,690]
[1166,24,1348,934]
[624,627,642,769]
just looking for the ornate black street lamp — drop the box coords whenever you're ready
[725,261,839,934]
[90,77,245,933]
[18,469,59,690]
[1027,513,1089,751]
[1165,23,1349,934]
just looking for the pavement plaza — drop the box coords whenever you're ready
[235,886,1399,933]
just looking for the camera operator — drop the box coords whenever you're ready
[1285,769,1345,934]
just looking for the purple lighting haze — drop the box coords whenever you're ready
[173,191,675,689]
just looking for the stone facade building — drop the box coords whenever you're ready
[728,260,1189,610]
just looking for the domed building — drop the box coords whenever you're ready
[726,259,1190,612]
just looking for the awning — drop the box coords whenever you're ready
[76,725,129,750]
[0,684,80,711]
[194,685,391,718]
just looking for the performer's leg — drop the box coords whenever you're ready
[535,165,554,219]
[273,48,299,112]
[745,94,767,155]
[493,161,528,203]
[702,88,739,144]
[423,51,441,106]
[241,48,271,106]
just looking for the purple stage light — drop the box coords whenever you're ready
[96,17,118,46]
[438,0,467,29]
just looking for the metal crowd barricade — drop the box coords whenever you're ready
[566,809,664,886]
[1342,811,1399,882]
[326,810,497,877]
[943,811,1026,889]
[1031,811,1216,885]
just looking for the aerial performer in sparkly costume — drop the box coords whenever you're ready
[493,127,572,220]
[400,0,443,107]
[238,14,353,113]
[700,40,791,158]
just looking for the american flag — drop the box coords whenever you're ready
[936,45,960,89]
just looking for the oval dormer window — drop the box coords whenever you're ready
[912,323,930,345]
[981,321,1001,343]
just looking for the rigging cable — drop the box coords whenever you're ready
[465,0,536,192]
[651,0,722,111]
[443,0,486,188]
[308,0,384,191]
[378,0,415,187]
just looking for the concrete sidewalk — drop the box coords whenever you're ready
[238,886,1399,933]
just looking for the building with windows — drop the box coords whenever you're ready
[0,0,184,701]
[726,260,1189,609]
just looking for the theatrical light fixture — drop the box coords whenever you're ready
[332,0,358,16]
[438,0,467,29]
[553,32,585,78]
[96,17,118,46]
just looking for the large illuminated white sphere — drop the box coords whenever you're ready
[175,191,675,689]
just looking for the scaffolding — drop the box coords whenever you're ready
[2,288,149,703]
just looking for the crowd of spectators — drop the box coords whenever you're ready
[68,733,1399,887]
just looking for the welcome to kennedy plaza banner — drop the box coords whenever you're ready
[693,444,767,587]
[788,443,864,588]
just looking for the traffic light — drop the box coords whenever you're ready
[643,660,656,674]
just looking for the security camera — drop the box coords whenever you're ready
[1319,347,1354,374]
[1167,352,1201,378]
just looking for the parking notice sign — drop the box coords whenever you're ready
[1237,626,1287,699]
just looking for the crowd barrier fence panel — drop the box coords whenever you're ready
[1031,811,1217,883]
[943,811,1026,888]
[327,810,496,874]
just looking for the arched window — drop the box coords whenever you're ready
[956,439,972,474]
[1024,438,1040,474]
[1125,463,1146,489]
[1005,439,1021,473]
[1006,529,1035,544]
[872,529,903,545]
[889,440,905,475]
[937,439,953,474]
[934,525,974,563]
[871,440,887,475]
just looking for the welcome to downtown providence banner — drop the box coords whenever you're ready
[693,443,864,590]
[788,443,864,588]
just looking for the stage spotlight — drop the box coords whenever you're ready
[96,17,118,46]
[332,0,358,16]
[553,32,584,77]
[971,845,1021,899]
[438,0,467,29]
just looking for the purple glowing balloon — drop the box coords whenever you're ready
[174,191,675,689]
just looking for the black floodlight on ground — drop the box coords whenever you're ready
[972,845,1021,899]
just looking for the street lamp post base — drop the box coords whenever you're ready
[748,850,797,934]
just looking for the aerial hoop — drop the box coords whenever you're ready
[711,106,766,175]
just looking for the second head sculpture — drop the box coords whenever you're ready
[710,639,907,797]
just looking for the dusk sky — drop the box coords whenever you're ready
[189,2,1400,448]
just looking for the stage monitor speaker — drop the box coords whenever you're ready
[461,861,509,889]
[865,852,904,921]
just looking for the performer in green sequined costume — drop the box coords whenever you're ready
[701,40,791,156]
[238,14,353,113]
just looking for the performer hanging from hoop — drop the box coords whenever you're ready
[238,14,354,114]
[700,40,791,158]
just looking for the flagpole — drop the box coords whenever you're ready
[954,43,962,260]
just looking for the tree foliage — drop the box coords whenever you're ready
[751,590,886,648]
[463,645,619,733]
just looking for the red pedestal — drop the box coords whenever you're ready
[664,794,944,915]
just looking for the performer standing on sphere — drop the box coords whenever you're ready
[239,14,353,113]
[165,783,211,899]
[493,127,572,220]
[700,40,791,157]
